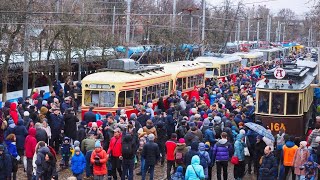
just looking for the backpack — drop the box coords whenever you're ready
[214,124,222,139]
[199,151,208,168]
[175,151,184,164]
[122,142,134,159]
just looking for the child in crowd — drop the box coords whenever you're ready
[71,147,86,180]
[301,157,320,180]
[61,137,72,168]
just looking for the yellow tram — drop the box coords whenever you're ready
[255,60,318,136]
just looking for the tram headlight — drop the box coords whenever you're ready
[265,78,269,84]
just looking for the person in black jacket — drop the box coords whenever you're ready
[77,121,87,143]
[48,109,64,152]
[0,144,12,180]
[184,141,199,166]
[121,134,136,180]
[63,108,79,142]
[35,122,48,143]
[13,119,28,157]
[84,106,96,124]
[137,109,150,127]
[156,121,167,165]
[259,146,277,180]
[29,105,39,124]
[142,134,160,180]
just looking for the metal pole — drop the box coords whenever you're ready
[173,0,176,34]
[125,0,131,44]
[257,19,260,45]
[23,0,33,99]
[112,6,115,40]
[147,13,151,44]
[318,47,320,82]
[55,0,59,81]
[266,15,269,42]
[276,21,280,42]
[279,23,282,42]
[268,16,272,42]
[201,0,205,55]
[282,25,285,42]
[237,20,240,44]
[247,17,250,41]
[190,14,193,39]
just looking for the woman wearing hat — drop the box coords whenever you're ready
[293,141,310,179]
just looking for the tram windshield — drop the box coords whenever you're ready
[287,93,299,115]
[84,90,116,107]
[271,93,284,115]
[258,91,269,113]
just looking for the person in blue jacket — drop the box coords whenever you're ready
[5,134,19,180]
[185,155,205,180]
[0,144,12,180]
[233,133,246,180]
[71,147,86,180]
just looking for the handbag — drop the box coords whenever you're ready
[191,165,204,180]
[231,156,239,165]
[244,137,250,156]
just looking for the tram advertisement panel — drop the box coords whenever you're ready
[256,115,305,137]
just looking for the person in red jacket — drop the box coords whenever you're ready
[165,133,177,179]
[90,140,108,179]
[24,128,37,180]
[9,103,18,125]
[107,128,123,180]
[190,86,200,101]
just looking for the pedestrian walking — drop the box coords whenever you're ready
[142,133,160,180]
[90,140,108,180]
[233,133,246,180]
[121,134,135,180]
[25,128,37,180]
[165,133,177,179]
[107,127,123,179]
[258,146,278,180]
[71,147,86,180]
[185,155,205,180]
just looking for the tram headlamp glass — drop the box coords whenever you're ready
[265,79,269,84]
[289,80,294,85]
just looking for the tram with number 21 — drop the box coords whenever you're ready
[255,60,318,136]
[81,59,206,116]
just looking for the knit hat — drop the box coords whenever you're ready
[92,122,98,128]
[74,147,80,152]
[209,122,214,128]
[189,122,196,127]
[74,140,80,147]
[95,140,101,148]
[8,119,14,125]
[176,166,183,173]
[316,136,320,143]
[239,129,246,135]
[148,134,155,141]
[80,121,87,126]
[24,111,30,117]
[129,113,137,120]
[198,142,206,151]
[178,138,185,144]
[300,141,307,147]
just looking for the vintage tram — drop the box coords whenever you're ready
[255,60,318,136]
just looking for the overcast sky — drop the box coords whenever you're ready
[207,0,313,16]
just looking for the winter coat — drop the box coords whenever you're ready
[63,113,79,140]
[36,128,48,143]
[184,131,199,147]
[39,107,48,123]
[81,138,96,154]
[42,126,51,139]
[185,142,199,166]
[234,133,246,161]
[25,128,37,158]
[212,138,233,161]
[48,113,64,138]
[90,148,108,175]
[35,146,50,175]
[13,119,28,149]
[0,152,12,179]
[84,110,96,124]
[166,115,176,137]
[156,122,167,144]
[165,139,177,161]
[259,153,278,180]
[29,109,39,124]
[255,140,267,163]
[9,103,18,125]
[137,114,150,127]
[5,140,18,158]
[198,143,211,168]
[293,148,309,175]
[282,141,298,166]
[107,135,122,158]
[142,126,157,140]
[41,152,57,180]
[204,128,216,144]
[71,152,86,174]
[185,155,205,180]
[308,129,320,148]
[176,126,187,140]
[77,125,86,143]
[142,140,160,165]
[122,134,136,160]
[174,143,188,167]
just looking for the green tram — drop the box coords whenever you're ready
[255,60,318,136]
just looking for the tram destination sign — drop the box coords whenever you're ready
[269,79,289,84]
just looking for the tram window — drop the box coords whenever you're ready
[183,78,187,90]
[118,91,125,107]
[156,84,161,98]
[161,83,165,96]
[100,91,116,107]
[177,78,183,91]
[271,93,284,115]
[214,68,219,76]
[165,82,169,95]
[286,93,299,115]
[221,65,226,76]
[125,90,134,106]
[142,88,147,102]
[84,90,99,106]
[258,91,269,113]
[151,85,156,99]
[134,89,140,105]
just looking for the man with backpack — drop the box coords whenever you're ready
[0,144,12,180]
[212,132,233,180]
[142,134,160,180]
[198,142,211,179]
[174,138,188,170]
[213,116,223,139]
[121,134,135,180]
[165,133,177,179]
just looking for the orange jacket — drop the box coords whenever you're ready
[90,148,108,175]
[283,143,298,166]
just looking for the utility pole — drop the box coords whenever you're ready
[125,0,131,58]
[237,20,241,45]
[247,16,250,41]
[201,0,206,55]
[282,25,286,42]
[173,0,176,35]
[276,21,280,42]
[55,0,60,81]
[23,0,33,99]
[112,6,116,41]
[279,23,282,42]
[182,7,200,39]
[256,17,262,47]
[147,13,151,44]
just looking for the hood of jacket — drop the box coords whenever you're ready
[203,118,210,126]
[176,143,186,150]
[190,141,199,151]
[39,146,50,154]
[191,155,200,165]
[285,141,295,148]
[28,128,36,137]
[40,107,48,115]
[218,138,228,145]
[5,101,11,108]
[17,119,24,126]
[198,142,206,151]
[123,134,133,143]
[236,133,244,141]
[10,103,17,111]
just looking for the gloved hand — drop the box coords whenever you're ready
[16,155,20,161]
[94,159,101,166]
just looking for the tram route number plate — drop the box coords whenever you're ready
[269,79,289,84]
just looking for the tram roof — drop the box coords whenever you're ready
[255,47,282,52]
[256,60,317,90]
[233,51,264,58]
[160,61,206,76]
[194,55,242,64]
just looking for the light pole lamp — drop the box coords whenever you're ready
[182,7,200,39]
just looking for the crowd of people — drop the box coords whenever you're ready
[0,62,320,180]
